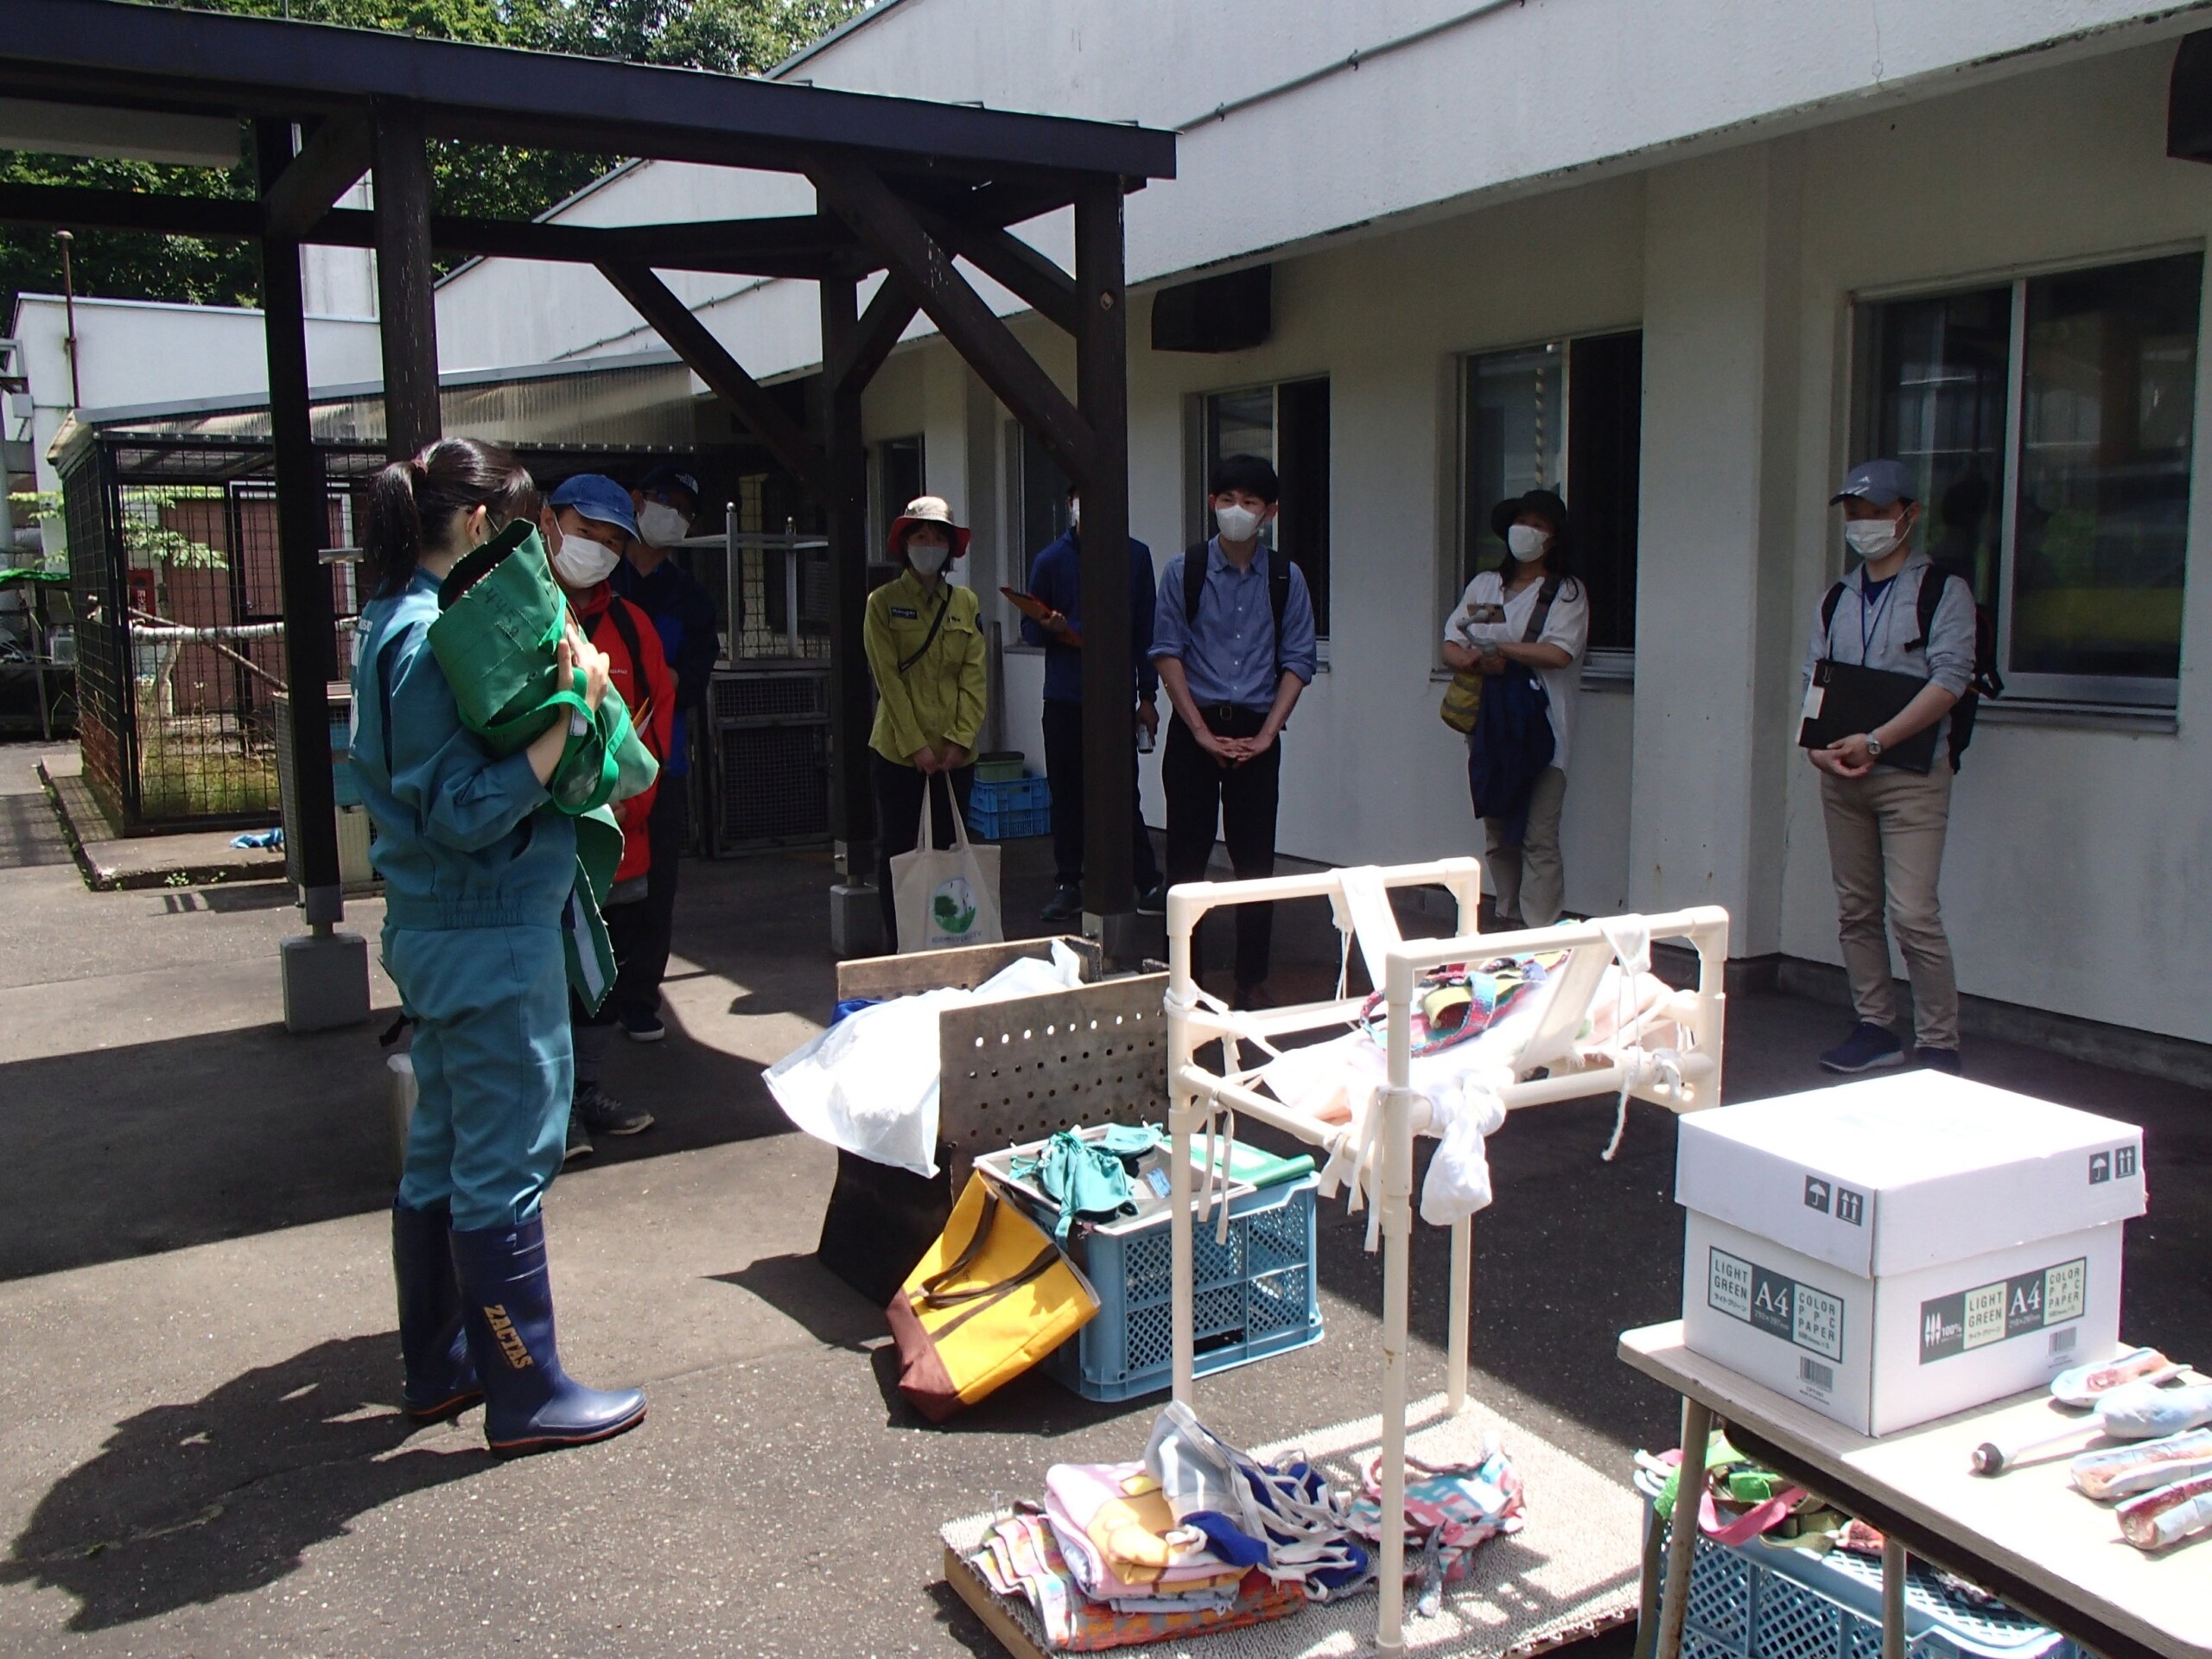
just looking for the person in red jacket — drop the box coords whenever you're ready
[542,475,676,1162]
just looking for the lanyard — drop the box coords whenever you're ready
[1859,574,1898,660]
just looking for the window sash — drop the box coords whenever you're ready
[1853,251,2201,709]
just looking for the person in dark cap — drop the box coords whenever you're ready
[1802,459,1974,1077]
[607,464,718,1043]
[1440,486,1587,928]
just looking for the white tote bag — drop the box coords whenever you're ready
[889,783,1002,954]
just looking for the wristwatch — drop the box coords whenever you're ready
[1864,733,1885,759]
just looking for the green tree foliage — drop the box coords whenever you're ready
[1,0,863,319]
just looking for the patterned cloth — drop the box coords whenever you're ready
[1044,1462,1246,1602]
[1349,1441,1526,1585]
[971,1513,1306,1651]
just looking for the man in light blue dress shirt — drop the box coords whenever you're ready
[1150,453,1319,1005]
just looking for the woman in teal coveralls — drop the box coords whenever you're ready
[351,438,646,1455]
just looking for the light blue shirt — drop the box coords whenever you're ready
[1147,538,1318,710]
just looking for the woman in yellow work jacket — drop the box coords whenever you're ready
[864,494,988,948]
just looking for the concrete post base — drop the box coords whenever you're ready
[281,931,371,1033]
[830,883,885,958]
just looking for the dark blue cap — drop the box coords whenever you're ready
[636,464,700,502]
[1831,460,1916,509]
[547,474,639,541]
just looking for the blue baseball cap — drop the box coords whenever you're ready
[635,464,700,502]
[1831,459,1916,509]
[547,474,640,542]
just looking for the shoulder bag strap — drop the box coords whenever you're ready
[896,582,953,675]
[1522,575,1563,643]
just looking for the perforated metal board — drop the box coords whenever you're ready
[935,972,1168,1188]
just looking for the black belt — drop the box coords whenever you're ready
[1198,703,1268,724]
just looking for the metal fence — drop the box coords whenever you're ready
[59,432,745,832]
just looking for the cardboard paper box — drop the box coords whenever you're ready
[1676,1073,2145,1436]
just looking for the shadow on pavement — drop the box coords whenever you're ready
[1,1333,488,1633]
[708,1251,887,1352]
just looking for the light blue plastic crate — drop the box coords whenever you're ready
[1041,1175,1322,1402]
[967,774,1052,840]
[1658,1522,2075,1659]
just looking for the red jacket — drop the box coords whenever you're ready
[577,584,676,884]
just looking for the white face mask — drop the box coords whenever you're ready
[1506,524,1551,563]
[907,539,951,577]
[1067,499,1081,531]
[1215,502,1263,543]
[1843,518,1902,558]
[636,502,690,547]
[551,528,621,588]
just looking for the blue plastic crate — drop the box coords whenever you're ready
[1658,1522,2074,1659]
[967,773,1052,840]
[1041,1175,1322,1402]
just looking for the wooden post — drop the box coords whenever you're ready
[819,269,877,950]
[1073,176,1136,957]
[371,101,440,458]
[255,119,340,930]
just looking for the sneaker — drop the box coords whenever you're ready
[574,1081,653,1137]
[1913,1046,1963,1076]
[563,1110,594,1166]
[1039,884,1084,925]
[619,1008,666,1044]
[1232,980,1275,1013]
[1818,1021,1906,1074]
[1135,883,1167,916]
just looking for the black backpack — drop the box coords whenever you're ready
[1181,539,1292,678]
[1820,560,2003,772]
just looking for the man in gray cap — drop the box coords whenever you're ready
[1802,459,1977,1076]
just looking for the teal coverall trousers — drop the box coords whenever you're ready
[390,924,571,1232]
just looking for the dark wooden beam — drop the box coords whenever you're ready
[918,208,1080,335]
[1072,174,1136,941]
[253,118,342,923]
[810,155,1096,488]
[261,108,372,240]
[0,0,1179,180]
[828,276,921,392]
[0,184,846,276]
[597,262,830,503]
[372,101,441,458]
[817,271,876,907]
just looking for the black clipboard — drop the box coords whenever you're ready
[1797,659,1940,774]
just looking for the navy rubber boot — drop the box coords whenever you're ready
[392,1200,481,1420]
[449,1216,646,1457]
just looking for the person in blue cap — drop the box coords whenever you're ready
[544,474,673,1162]
[351,437,647,1456]
[609,465,718,1042]
[1802,458,1975,1077]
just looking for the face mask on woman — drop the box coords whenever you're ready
[907,538,951,577]
[637,502,690,547]
[1506,524,1551,563]
[1843,518,1902,559]
[552,528,621,588]
[1215,502,1262,543]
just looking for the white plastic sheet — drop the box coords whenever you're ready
[762,943,1083,1178]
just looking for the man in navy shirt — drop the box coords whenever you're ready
[1150,454,1318,1005]
[607,463,720,1042]
[1022,481,1164,924]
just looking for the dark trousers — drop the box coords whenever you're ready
[613,781,688,1020]
[1162,709,1281,990]
[1041,698,1160,893]
[872,752,976,950]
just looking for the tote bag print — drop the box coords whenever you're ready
[890,788,1002,952]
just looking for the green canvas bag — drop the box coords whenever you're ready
[426,520,658,817]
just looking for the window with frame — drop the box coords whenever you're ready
[1006,419,1071,609]
[1854,251,2201,707]
[870,434,924,556]
[1195,378,1332,637]
[1454,331,1643,663]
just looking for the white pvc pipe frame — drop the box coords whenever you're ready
[1164,859,1730,1655]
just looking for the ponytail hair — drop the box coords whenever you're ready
[362,437,539,597]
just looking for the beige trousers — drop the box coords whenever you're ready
[1818,766,1958,1049]
[1485,766,1568,928]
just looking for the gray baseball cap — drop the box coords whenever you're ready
[1831,459,1916,508]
